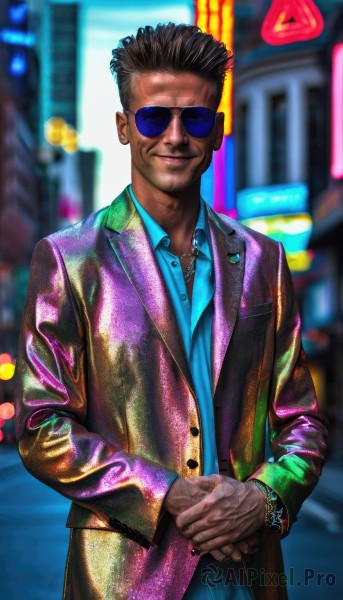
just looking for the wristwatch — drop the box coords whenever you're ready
[250,479,289,535]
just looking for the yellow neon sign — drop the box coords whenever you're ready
[195,0,234,135]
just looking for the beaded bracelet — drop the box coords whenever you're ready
[250,479,286,533]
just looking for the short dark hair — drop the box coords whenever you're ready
[110,22,233,110]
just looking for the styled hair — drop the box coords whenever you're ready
[110,23,233,110]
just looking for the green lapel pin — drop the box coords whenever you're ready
[228,253,241,264]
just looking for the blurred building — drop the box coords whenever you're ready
[29,0,97,232]
[309,6,343,465]
[0,1,98,444]
[38,0,78,133]
[0,1,39,330]
[234,0,343,463]
[0,1,40,439]
[0,1,40,268]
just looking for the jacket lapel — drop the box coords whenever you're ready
[105,187,195,396]
[207,207,245,397]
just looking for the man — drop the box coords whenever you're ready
[15,23,327,600]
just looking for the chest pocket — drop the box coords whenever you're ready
[238,301,273,319]
[230,301,273,384]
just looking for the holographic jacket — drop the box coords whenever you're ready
[14,187,327,600]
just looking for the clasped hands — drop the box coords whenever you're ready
[163,474,265,563]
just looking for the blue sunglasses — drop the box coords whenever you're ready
[125,106,218,138]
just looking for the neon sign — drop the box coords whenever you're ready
[0,28,34,47]
[331,43,343,180]
[195,0,235,214]
[8,1,28,25]
[286,250,314,273]
[1,1,33,47]
[9,48,27,77]
[195,0,234,135]
[261,0,324,46]
[1,1,33,77]
[241,213,313,254]
[237,183,309,220]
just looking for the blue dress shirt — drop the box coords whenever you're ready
[130,186,252,600]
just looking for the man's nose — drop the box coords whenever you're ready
[162,111,188,144]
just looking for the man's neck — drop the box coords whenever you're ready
[131,183,201,257]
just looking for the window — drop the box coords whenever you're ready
[307,87,328,198]
[236,102,249,190]
[50,3,78,127]
[269,93,287,184]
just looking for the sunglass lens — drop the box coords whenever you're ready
[182,107,216,138]
[135,107,171,137]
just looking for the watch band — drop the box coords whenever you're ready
[250,479,288,534]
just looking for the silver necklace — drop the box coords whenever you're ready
[177,231,199,283]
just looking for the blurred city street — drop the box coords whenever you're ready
[0,445,70,600]
[1,1,343,599]
[1,444,342,600]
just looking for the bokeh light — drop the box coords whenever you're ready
[62,126,79,154]
[0,403,15,420]
[44,116,67,146]
[0,353,13,365]
[0,363,16,380]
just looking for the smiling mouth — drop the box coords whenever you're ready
[157,155,193,161]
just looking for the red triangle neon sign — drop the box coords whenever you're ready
[261,0,324,46]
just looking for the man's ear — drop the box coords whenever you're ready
[213,112,224,151]
[116,111,130,145]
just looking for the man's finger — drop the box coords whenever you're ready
[187,475,221,491]
[209,549,227,562]
[217,544,243,562]
[198,535,232,552]
[198,537,244,562]
[176,497,210,529]
[195,532,261,554]
[181,518,212,538]
[192,526,227,546]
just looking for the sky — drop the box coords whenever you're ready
[78,0,194,208]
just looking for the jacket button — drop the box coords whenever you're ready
[187,459,198,469]
[190,427,199,437]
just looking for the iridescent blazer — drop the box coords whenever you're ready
[15,187,327,600]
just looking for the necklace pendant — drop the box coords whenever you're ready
[182,255,196,283]
[178,228,199,283]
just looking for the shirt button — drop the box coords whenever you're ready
[162,238,169,247]
[190,427,199,437]
[171,260,178,267]
[180,293,187,301]
[187,459,199,469]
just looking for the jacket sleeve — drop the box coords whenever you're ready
[249,242,328,533]
[14,237,178,548]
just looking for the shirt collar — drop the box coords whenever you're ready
[129,184,210,258]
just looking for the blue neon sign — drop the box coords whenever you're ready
[8,2,28,26]
[0,28,35,47]
[9,49,27,77]
[237,183,309,219]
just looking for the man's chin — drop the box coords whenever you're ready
[156,177,200,195]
